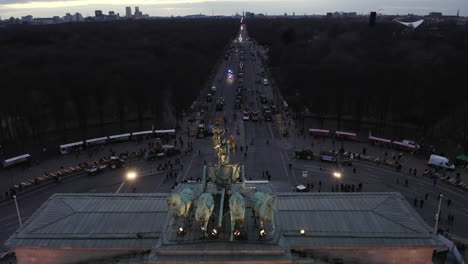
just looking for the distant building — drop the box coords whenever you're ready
[326,12,333,17]
[245,12,254,18]
[73,13,83,22]
[95,10,103,17]
[52,16,61,23]
[125,6,132,18]
[429,12,443,17]
[134,6,143,19]
[109,11,115,16]
[63,13,73,22]
[348,12,357,16]
[21,15,33,23]
[33,18,55,24]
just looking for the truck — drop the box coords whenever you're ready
[295,149,314,160]
[428,155,455,170]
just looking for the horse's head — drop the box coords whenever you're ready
[263,194,277,217]
[230,193,246,220]
[167,193,181,215]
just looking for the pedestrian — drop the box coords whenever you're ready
[447,198,452,207]
[198,149,201,156]
[425,193,428,200]
[362,147,367,155]
[413,168,417,176]
[358,182,363,191]
[244,152,247,159]
[409,168,412,175]
[405,178,408,186]
[246,145,248,152]
[353,167,356,174]
[419,199,424,208]
[288,163,292,170]
[266,139,269,145]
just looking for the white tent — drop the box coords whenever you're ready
[395,19,424,29]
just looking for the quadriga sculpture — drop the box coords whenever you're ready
[253,192,277,235]
[195,193,215,235]
[229,192,246,241]
[167,188,194,228]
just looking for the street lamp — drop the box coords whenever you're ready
[333,172,342,179]
[434,194,443,233]
[115,171,138,193]
[126,171,137,181]
[13,195,22,227]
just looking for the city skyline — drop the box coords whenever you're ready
[1,0,466,19]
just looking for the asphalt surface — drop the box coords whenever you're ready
[1,25,468,260]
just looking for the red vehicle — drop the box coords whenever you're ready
[251,111,259,121]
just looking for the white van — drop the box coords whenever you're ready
[428,155,455,170]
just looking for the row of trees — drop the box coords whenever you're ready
[0,19,239,153]
[248,18,468,151]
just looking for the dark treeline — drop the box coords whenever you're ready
[248,18,468,150]
[0,19,238,151]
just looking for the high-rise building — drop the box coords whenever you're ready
[95,10,103,17]
[63,13,73,22]
[429,12,443,17]
[369,11,377,27]
[125,6,132,18]
[134,6,143,19]
[73,13,83,22]
[21,15,33,23]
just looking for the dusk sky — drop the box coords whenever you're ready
[0,0,466,19]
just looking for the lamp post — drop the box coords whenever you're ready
[434,194,443,233]
[13,195,22,227]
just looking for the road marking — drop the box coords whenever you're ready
[181,154,197,182]
[154,173,167,193]
[114,182,125,194]
[279,151,292,186]
[267,123,275,140]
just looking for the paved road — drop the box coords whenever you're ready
[1,24,468,259]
